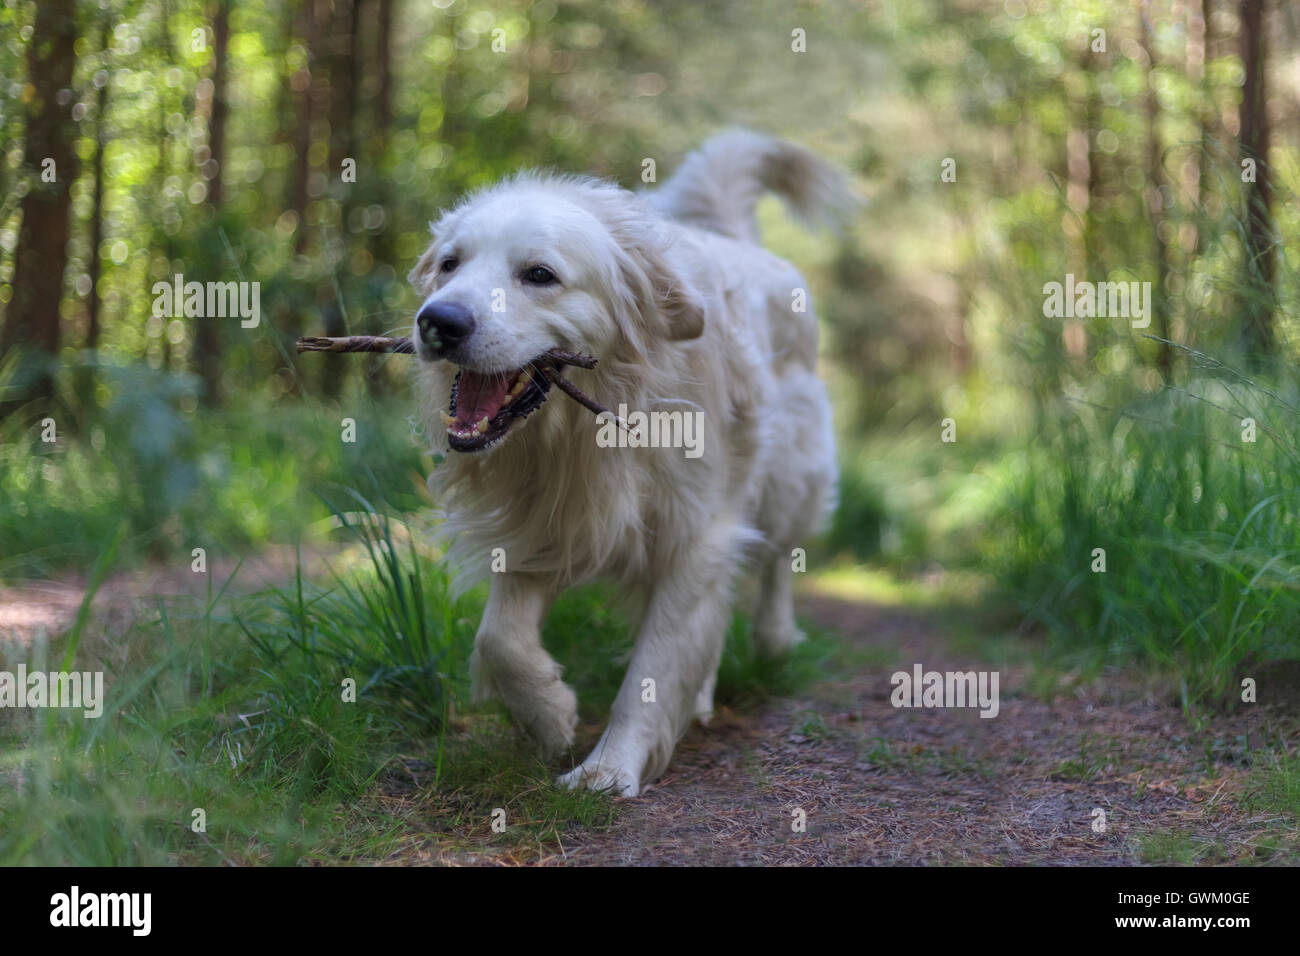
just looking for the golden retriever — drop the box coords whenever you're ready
[409,131,845,796]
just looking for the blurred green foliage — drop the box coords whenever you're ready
[1,0,1298,705]
[4,0,1300,870]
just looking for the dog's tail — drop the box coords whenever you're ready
[648,129,855,244]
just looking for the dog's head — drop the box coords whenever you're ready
[409,174,704,453]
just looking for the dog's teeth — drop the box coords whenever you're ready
[440,411,455,428]
[474,416,489,435]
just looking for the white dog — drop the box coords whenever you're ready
[409,131,845,796]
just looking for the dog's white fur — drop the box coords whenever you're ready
[409,131,844,796]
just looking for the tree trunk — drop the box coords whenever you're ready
[207,0,230,211]
[0,0,79,420]
[364,0,396,398]
[154,0,176,369]
[86,20,111,357]
[1061,50,1096,363]
[321,0,359,400]
[1139,3,1172,381]
[75,16,113,410]
[288,0,321,257]
[193,0,231,404]
[329,0,359,176]
[272,0,305,387]
[1065,50,1098,279]
[1238,0,1274,363]
[1183,0,1208,262]
[376,0,393,156]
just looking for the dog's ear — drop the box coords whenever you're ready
[408,242,438,296]
[411,211,462,295]
[650,251,706,341]
[625,238,706,342]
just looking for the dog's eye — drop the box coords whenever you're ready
[439,257,459,274]
[521,266,558,286]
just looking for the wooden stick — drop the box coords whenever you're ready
[541,348,597,370]
[295,336,597,371]
[296,335,414,354]
[540,366,633,432]
[293,336,629,430]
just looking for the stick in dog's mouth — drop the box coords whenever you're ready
[295,337,631,451]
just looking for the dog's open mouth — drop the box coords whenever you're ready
[440,361,554,452]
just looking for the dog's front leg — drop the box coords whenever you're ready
[471,574,577,757]
[558,550,732,797]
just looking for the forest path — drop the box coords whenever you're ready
[525,592,1286,866]
[0,546,327,648]
[2,561,1290,865]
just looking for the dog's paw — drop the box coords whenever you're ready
[468,646,499,705]
[693,675,716,726]
[754,625,806,658]
[524,679,579,758]
[556,759,641,798]
[471,643,577,756]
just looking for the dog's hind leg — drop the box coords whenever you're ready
[471,574,577,758]
[752,553,805,657]
[750,373,836,657]
[692,650,722,725]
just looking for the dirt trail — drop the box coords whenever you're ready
[0,546,327,647]
[537,595,1293,866]
[4,560,1293,865]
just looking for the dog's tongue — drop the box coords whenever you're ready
[454,370,512,426]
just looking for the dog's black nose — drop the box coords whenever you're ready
[416,301,475,354]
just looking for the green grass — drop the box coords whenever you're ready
[1135,753,1300,865]
[1246,753,1300,824]
[425,732,619,851]
[987,358,1300,712]
[240,494,478,737]
[0,494,830,865]
[716,616,836,709]
[1051,733,1107,783]
[830,349,1299,722]
[857,735,994,779]
[1136,830,1228,865]
[0,556,405,865]
[0,360,430,578]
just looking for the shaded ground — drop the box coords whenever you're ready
[4,562,1296,865]
[500,594,1297,866]
[0,546,329,647]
